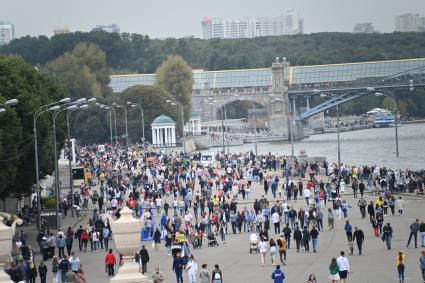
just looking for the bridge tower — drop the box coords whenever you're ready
[269,57,291,139]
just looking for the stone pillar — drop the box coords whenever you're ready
[157,127,161,146]
[197,119,201,134]
[171,127,176,145]
[152,128,157,145]
[164,126,169,146]
[306,96,310,110]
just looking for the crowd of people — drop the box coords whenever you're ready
[5,143,425,283]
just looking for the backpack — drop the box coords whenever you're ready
[214,271,221,280]
[52,265,58,273]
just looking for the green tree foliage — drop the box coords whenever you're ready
[0,56,66,197]
[43,42,111,100]
[155,55,193,122]
[3,31,425,117]
[120,85,180,141]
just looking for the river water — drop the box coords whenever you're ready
[210,123,425,170]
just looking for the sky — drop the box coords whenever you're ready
[2,0,425,39]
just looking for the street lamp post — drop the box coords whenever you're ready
[130,103,145,143]
[251,101,258,159]
[318,92,341,169]
[371,89,400,174]
[166,100,185,153]
[336,104,341,168]
[66,103,90,217]
[33,98,70,231]
[49,98,92,227]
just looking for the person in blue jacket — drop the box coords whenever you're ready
[271,265,285,283]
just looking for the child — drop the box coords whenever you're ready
[348,240,354,255]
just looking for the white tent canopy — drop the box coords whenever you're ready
[366,108,390,115]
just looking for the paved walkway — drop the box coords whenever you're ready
[29,171,425,283]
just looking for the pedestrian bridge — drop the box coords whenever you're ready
[109,57,425,139]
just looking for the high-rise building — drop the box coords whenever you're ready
[53,26,71,35]
[395,13,425,32]
[353,23,375,33]
[92,24,120,33]
[0,21,15,45]
[201,11,303,39]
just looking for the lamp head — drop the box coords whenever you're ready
[366,87,375,92]
[75,98,87,104]
[79,104,89,109]
[0,108,6,114]
[87,98,97,103]
[49,105,60,111]
[59,98,71,103]
[104,106,110,110]
[5,99,18,106]
[313,89,321,94]
[375,92,384,97]
[166,99,172,103]
[67,105,78,111]
[126,101,132,105]
[320,93,328,98]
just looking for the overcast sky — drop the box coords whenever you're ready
[2,0,425,38]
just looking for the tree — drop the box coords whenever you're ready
[120,85,179,141]
[44,42,111,100]
[0,55,66,197]
[155,55,193,123]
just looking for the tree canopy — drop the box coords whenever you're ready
[155,55,193,122]
[0,56,66,197]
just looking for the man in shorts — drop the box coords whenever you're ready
[336,250,350,283]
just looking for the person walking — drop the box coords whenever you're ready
[344,220,353,242]
[211,264,223,283]
[357,197,367,219]
[58,255,69,283]
[105,249,116,277]
[353,227,365,255]
[329,257,340,283]
[419,250,425,283]
[38,261,47,283]
[172,252,184,283]
[185,254,198,283]
[396,251,405,283]
[294,225,302,252]
[302,226,310,252]
[259,238,269,266]
[199,264,210,283]
[272,210,281,235]
[396,197,404,215]
[383,223,394,250]
[419,221,425,247]
[140,245,150,275]
[269,238,278,266]
[407,219,420,248]
[277,235,287,265]
[337,251,350,283]
[310,226,319,253]
[151,267,165,283]
[52,257,59,283]
[271,265,285,283]
[327,208,335,231]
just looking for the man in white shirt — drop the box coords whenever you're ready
[185,254,198,283]
[336,251,350,283]
[272,211,281,235]
[304,188,311,206]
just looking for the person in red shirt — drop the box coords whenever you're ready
[105,249,116,276]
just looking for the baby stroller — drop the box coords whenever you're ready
[249,233,259,253]
[207,231,219,247]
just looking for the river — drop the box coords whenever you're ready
[210,123,425,170]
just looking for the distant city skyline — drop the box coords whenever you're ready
[1,0,425,39]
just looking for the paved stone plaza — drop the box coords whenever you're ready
[38,172,425,283]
